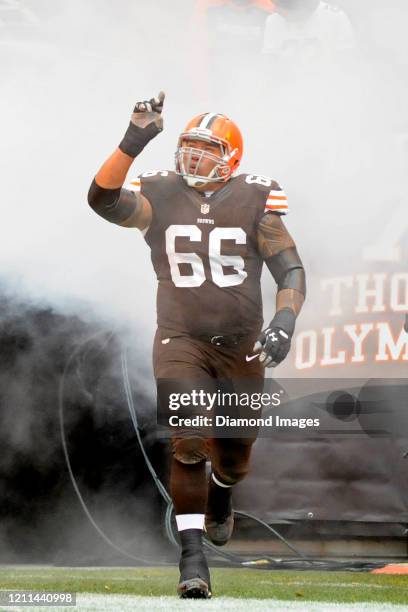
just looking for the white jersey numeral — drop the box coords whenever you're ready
[165,225,205,287]
[245,174,273,187]
[209,227,248,287]
[165,225,247,288]
[140,170,169,178]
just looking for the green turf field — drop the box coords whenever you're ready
[0,566,407,606]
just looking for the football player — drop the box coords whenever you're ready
[263,0,354,60]
[88,92,306,598]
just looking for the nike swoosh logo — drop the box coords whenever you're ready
[245,354,259,362]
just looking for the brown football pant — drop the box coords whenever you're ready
[153,328,264,515]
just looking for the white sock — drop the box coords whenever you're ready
[212,472,233,488]
[176,513,205,531]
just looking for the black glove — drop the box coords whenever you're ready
[119,91,165,158]
[253,308,295,368]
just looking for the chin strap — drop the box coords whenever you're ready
[183,172,230,189]
[184,176,209,188]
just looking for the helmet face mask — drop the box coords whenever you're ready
[175,135,232,188]
[175,114,243,188]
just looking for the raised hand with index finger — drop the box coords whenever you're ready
[119,91,165,158]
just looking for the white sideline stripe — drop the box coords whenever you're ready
[8,594,407,612]
[258,580,407,590]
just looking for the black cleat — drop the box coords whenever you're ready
[205,475,234,546]
[177,529,212,598]
[178,576,211,599]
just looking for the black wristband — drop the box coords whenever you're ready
[269,308,296,337]
[118,121,162,158]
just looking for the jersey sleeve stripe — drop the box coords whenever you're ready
[265,203,288,209]
[264,185,288,213]
[264,203,289,213]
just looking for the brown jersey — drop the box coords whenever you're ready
[133,171,288,336]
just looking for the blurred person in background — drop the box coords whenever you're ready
[326,0,408,62]
[263,0,354,64]
[201,0,275,54]
[191,0,275,103]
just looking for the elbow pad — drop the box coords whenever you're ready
[265,247,306,297]
[87,179,140,224]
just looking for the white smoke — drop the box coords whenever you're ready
[1,0,407,340]
[1,0,408,565]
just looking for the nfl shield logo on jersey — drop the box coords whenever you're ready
[201,203,210,215]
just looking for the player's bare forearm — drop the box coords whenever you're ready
[276,287,304,317]
[95,148,135,189]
